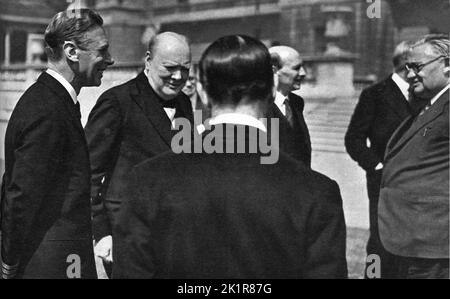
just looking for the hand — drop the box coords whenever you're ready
[375,162,383,170]
[94,235,113,264]
[1,261,19,279]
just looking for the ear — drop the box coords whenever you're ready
[63,41,79,62]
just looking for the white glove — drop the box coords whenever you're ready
[94,235,113,263]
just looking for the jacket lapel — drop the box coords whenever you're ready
[383,78,411,120]
[385,90,449,160]
[130,72,177,146]
[270,102,290,129]
[37,72,85,138]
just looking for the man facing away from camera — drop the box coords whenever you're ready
[113,35,347,279]
[378,34,449,279]
[1,9,114,279]
[84,32,193,276]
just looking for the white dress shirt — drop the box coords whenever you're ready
[46,69,77,104]
[391,72,410,101]
[274,91,288,116]
[429,84,450,107]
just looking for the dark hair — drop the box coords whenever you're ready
[44,9,104,60]
[199,35,274,106]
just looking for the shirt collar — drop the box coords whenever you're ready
[274,91,287,109]
[391,72,410,101]
[209,113,267,133]
[46,69,77,104]
[430,84,450,106]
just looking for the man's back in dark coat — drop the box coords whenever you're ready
[1,73,96,278]
[113,125,347,279]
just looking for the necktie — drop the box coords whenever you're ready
[284,97,295,127]
[74,102,81,119]
[418,101,431,116]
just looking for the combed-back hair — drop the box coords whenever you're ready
[199,35,273,106]
[412,34,450,58]
[44,8,103,61]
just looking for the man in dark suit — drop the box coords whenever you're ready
[113,35,347,279]
[379,34,449,278]
[267,46,311,167]
[0,9,114,279]
[345,41,423,278]
[84,32,193,275]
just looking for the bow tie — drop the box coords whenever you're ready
[161,98,178,109]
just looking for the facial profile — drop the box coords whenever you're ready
[76,26,114,87]
[145,32,191,101]
[270,46,306,95]
[406,44,448,99]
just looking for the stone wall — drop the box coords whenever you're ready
[0,63,143,174]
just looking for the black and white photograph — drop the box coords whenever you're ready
[0,0,448,283]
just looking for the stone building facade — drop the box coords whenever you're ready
[0,0,449,174]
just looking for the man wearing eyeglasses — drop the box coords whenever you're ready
[345,41,424,278]
[378,34,449,279]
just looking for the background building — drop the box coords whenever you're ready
[0,0,448,278]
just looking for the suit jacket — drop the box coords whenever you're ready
[0,73,96,278]
[113,125,347,278]
[84,72,194,241]
[267,92,311,167]
[345,76,415,172]
[378,89,449,258]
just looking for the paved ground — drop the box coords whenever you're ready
[95,226,369,279]
[312,150,369,229]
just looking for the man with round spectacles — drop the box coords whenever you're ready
[378,34,450,279]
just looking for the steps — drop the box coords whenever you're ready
[304,96,358,153]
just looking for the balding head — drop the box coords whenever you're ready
[145,32,192,100]
[148,32,190,59]
[269,45,306,95]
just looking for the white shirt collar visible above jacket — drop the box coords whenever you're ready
[429,84,450,107]
[391,72,410,101]
[209,113,267,133]
[46,69,78,104]
[274,91,288,116]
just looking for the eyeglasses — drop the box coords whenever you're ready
[405,55,445,74]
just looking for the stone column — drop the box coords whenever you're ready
[4,30,10,66]
[95,0,151,64]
